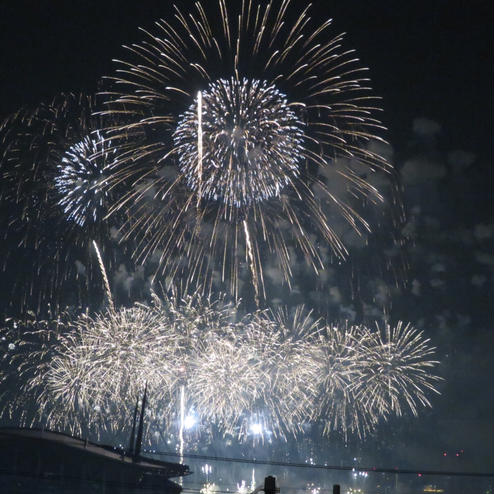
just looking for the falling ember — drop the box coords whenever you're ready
[243,219,260,304]
[92,240,114,313]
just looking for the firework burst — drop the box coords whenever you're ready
[312,323,378,439]
[174,77,304,208]
[0,292,241,441]
[187,307,321,440]
[0,94,133,315]
[54,129,118,227]
[353,321,442,418]
[187,324,269,435]
[0,304,181,440]
[101,0,395,301]
[43,304,183,438]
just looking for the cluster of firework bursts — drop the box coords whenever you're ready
[1,0,400,310]
[0,0,441,446]
[0,295,441,443]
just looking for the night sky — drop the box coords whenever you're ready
[0,0,492,487]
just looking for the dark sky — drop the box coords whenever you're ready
[0,0,492,479]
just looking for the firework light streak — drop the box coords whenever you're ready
[179,384,186,463]
[100,0,395,299]
[92,240,114,312]
[197,90,203,210]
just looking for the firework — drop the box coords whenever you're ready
[312,323,378,439]
[101,0,395,301]
[313,321,442,439]
[0,292,241,441]
[0,304,442,442]
[0,304,181,440]
[352,321,442,418]
[1,94,117,231]
[43,305,183,438]
[187,324,269,435]
[245,308,322,439]
[0,313,70,428]
[54,129,118,227]
[187,307,321,440]
[174,78,304,208]
[0,94,133,315]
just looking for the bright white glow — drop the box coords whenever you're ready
[236,480,248,494]
[249,423,263,435]
[200,482,217,494]
[184,414,197,430]
[250,468,256,491]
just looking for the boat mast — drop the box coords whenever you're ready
[134,383,148,460]
[128,396,139,456]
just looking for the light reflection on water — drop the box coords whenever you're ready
[3,465,491,494]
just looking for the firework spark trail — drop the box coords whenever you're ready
[242,219,260,305]
[100,0,397,300]
[92,240,114,312]
[179,384,186,463]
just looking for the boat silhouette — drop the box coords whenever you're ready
[0,385,190,493]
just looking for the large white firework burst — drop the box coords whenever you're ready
[44,305,182,433]
[174,77,304,208]
[0,305,182,439]
[187,307,321,440]
[186,324,269,435]
[101,0,394,301]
